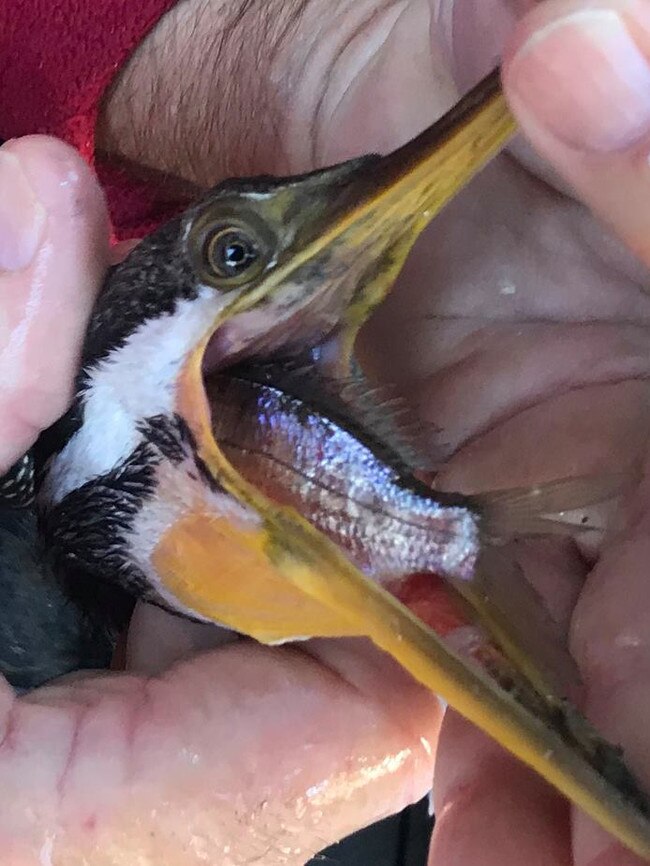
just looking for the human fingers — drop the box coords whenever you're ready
[97,0,459,186]
[0,136,109,469]
[501,13,650,857]
[558,458,650,866]
[430,2,650,860]
[502,0,650,266]
[0,638,440,865]
[429,711,571,866]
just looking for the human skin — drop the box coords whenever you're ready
[2,0,650,863]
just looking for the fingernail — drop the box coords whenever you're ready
[508,9,650,152]
[0,150,46,271]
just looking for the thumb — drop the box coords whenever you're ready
[502,0,650,267]
[0,137,108,470]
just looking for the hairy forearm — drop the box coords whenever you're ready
[96,0,311,186]
[95,0,436,188]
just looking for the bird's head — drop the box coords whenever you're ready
[41,68,513,614]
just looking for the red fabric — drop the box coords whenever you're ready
[0,0,186,239]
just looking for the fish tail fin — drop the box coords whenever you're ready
[473,472,632,539]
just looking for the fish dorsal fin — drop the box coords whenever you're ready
[336,371,433,472]
[232,359,434,473]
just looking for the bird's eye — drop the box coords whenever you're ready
[188,207,275,290]
[204,227,262,281]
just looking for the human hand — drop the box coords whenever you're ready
[4,1,649,864]
[422,4,650,865]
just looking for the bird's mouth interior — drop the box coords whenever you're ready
[200,315,414,476]
[194,66,519,484]
[203,328,388,472]
[200,291,374,439]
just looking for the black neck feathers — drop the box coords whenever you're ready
[81,216,198,371]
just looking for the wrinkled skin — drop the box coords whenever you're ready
[2,0,650,863]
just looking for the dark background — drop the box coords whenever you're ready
[307,796,434,866]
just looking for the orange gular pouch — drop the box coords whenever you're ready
[153,511,364,643]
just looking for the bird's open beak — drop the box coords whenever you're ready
[155,70,650,858]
